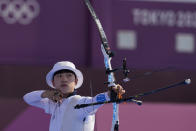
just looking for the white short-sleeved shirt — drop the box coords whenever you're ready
[23,91,109,131]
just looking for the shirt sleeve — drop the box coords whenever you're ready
[23,90,53,114]
[77,92,110,118]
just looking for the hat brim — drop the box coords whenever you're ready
[46,66,83,89]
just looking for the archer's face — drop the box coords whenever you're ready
[52,72,77,94]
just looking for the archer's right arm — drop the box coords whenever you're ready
[23,90,49,109]
[24,90,63,114]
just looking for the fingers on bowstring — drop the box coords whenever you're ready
[51,91,63,103]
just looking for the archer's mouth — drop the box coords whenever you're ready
[61,84,68,87]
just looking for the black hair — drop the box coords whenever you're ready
[53,69,77,80]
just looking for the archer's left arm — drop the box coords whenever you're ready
[77,92,110,116]
[77,84,125,116]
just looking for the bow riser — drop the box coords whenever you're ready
[101,44,119,131]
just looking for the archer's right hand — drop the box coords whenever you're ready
[41,90,63,103]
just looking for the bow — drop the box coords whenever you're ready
[83,0,122,130]
[78,1,191,131]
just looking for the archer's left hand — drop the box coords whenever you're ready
[108,84,125,98]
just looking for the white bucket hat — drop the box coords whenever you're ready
[46,61,83,89]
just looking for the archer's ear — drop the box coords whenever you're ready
[75,78,78,84]
[52,80,55,87]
